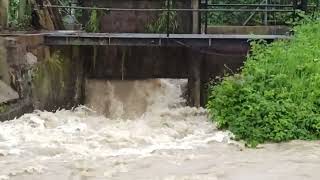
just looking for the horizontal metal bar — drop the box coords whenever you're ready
[43,5,295,12]
[206,4,294,8]
[201,8,295,12]
[44,32,289,39]
[43,32,290,47]
[207,4,318,8]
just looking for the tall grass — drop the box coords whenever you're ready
[146,0,179,33]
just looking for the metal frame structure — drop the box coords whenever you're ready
[40,0,317,35]
[43,32,289,47]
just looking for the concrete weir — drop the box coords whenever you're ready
[0,0,290,117]
[0,30,286,119]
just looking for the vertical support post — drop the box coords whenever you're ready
[188,50,202,107]
[0,0,8,29]
[205,0,208,34]
[69,2,72,15]
[200,53,207,106]
[264,0,268,25]
[192,0,200,34]
[293,0,298,22]
[72,46,82,105]
[166,0,170,37]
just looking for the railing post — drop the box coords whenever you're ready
[264,0,268,25]
[205,0,208,34]
[166,0,170,37]
[192,0,200,34]
[293,0,298,22]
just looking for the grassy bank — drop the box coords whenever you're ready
[207,17,320,147]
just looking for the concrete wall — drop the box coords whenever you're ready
[86,45,245,80]
[0,35,84,121]
[31,46,84,110]
[83,0,192,33]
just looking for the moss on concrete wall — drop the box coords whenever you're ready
[31,47,83,111]
[0,38,10,84]
[0,35,84,120]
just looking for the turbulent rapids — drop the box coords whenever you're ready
[0,79,320,180]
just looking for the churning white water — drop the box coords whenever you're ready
[0,79,320,180]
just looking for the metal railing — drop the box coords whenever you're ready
[40,0,317,35]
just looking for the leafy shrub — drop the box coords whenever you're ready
[85,9,103,33]
[207,17,320,147]
[206,0,319,25]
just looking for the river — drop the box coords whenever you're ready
[0,79,319,180]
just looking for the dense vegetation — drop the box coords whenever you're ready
[206,0,319,25]
[207,16,320,147]
[8,0,32,29]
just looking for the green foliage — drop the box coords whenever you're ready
[206,0,265,25]
[146,0,179,33]
[207,17,320,147]
[206,0,319,25]
[32,51,70,102]
[33,52,63,85]
[9,0,20,23]
[85,8,103,33]
[0,104,7,113]
[8,0,32,30]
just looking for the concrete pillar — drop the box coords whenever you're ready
[0,0,8,29]
[191,0,199,34]
[188,51,202,107]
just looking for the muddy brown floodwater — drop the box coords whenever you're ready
[0,79,319,180]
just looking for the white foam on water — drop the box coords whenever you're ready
[1,79,320,180]
[0,80,232,177]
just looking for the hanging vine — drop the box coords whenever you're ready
[85,9,105,71]
[146,0,179,33]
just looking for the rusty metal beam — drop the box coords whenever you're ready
[44,32,289,47]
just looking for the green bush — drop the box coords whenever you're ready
[206,18,320,147]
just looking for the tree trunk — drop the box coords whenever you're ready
[30,0,64,30]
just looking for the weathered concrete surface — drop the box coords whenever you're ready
[86,41,247,80]
[83,0,192,33]
[206,26,290,35]
[0,38,10,84]
[0,80,19,103]
[32,46,84,111]
[0,35,84,120]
